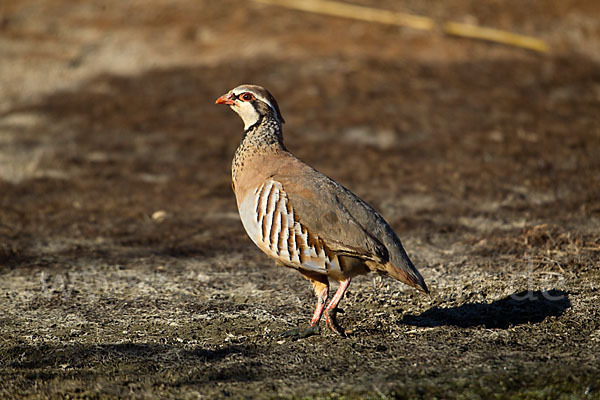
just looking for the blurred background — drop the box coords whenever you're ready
[1,0,599,398]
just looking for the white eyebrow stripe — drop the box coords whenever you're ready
[232,89,272,108]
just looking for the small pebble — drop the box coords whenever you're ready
[152,210,167,222]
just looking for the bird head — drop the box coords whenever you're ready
[216,84,285,130]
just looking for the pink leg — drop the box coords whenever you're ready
[325,278,351,336]
[310,286,329,326]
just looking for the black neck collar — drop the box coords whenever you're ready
[243,115,264,135]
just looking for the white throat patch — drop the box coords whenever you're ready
[231,101,261,130]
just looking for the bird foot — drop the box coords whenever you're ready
[277,324,320,340]
[325,309,347,338]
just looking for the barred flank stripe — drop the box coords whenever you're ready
[270,201,281,251]
[255,182,267,222]
[278,198,289,255]
[254,179,341,273]
[263,183,277,245]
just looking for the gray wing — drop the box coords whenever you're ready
[274,167,391,264]
[273,160,428,293]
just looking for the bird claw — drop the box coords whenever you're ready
[277,324,321,340]
[325,309,347,337]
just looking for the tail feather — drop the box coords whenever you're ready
[368,260,429,294]
[377,229,430,294]
[385,262,429,294]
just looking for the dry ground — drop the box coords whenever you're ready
[1,0,600,398]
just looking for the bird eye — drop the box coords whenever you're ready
[240,93,255,101]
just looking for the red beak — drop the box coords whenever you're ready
[215,93,235,105]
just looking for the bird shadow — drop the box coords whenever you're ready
[400,289,570,329]
[3,342,254,370]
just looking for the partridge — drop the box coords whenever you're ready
[216,84,428,337]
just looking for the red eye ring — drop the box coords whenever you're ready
[240,93,255,101]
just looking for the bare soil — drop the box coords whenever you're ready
[1,0,599,398]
